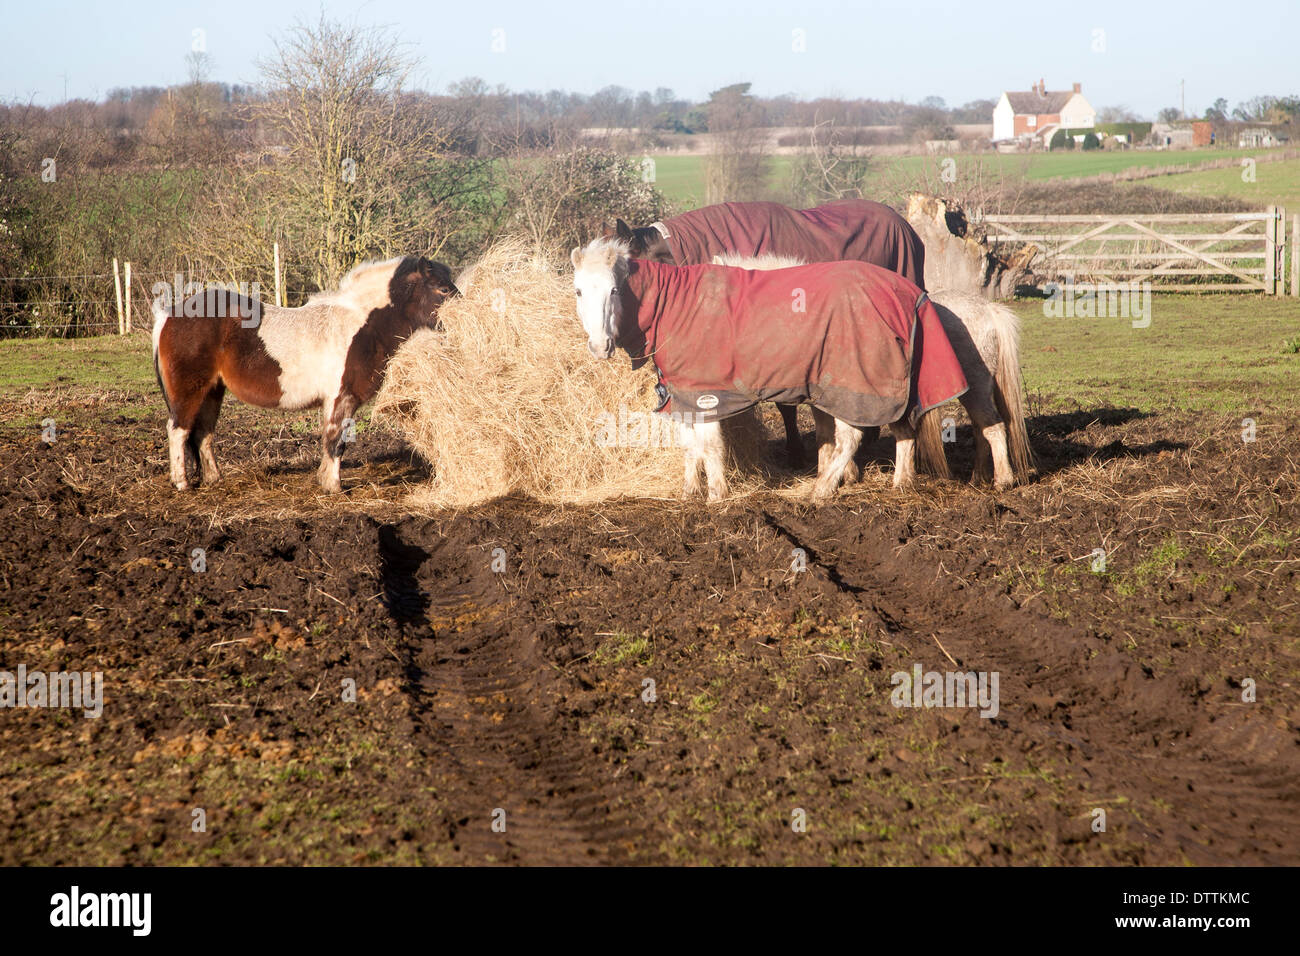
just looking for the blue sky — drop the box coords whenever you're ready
[4,0,1295,117]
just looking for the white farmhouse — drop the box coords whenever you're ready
[993,80,1096,144]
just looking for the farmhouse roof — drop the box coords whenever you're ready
[1004,89,1075,114]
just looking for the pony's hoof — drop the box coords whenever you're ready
[706,483,730,502]
[173,482,190,492]
[809,480,837,504]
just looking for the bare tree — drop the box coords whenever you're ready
[788,115,872,206]
[703,83,769,203]
[252,14,457,288]
[496,143,668,261]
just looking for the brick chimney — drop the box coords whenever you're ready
[1073,82,1082,93]
[1038,77,1046,97]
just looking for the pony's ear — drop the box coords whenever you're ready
[615,219,633,241]
[570,246,582,269]
[388,258,427,305]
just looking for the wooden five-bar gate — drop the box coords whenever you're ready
[980,207,1297,294]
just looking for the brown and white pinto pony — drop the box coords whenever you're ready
[152,256,458,493]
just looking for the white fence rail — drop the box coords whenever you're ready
[981,208,1295,294]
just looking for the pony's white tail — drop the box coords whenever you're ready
[989,301,1035,481]
[916,294,1034,483]
[915,408,951,479]
[152,299,173,418]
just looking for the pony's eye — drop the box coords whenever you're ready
[575,288,582,297]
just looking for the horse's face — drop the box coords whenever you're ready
[570,242,625,360]
[397,257,460,328]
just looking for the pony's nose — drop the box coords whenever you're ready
[588,338,614,359]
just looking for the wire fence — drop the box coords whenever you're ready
[0,262,286,338]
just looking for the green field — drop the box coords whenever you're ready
[1150,157,1300,213]
[649,154,796,207]
[1012,294,1300,414]
[647,148,1285,209]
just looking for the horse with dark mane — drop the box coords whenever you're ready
[604,199,927,465]
[152,256,458,493]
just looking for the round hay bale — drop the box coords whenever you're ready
[374,239,769,507]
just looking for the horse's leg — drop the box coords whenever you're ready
[191,383,225,485]
[167,418,193,491]
[164,381,208,492]
[777,403,806,467]
[812,407,861,483]
[892,417,917,490]
[318,391,358,494]
[695,420,729,502]
[844,425,881,485]
[811,416,863,503]
[680,420,703,498]
[812,407,836,475]
[973,428,993,483]
[959,391,1014,490]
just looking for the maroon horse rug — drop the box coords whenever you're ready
[620,258,966,428]
[649,199,926,289]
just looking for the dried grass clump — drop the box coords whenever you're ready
[374,238,767,507]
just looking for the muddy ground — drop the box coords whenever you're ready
[1,380,1298,865]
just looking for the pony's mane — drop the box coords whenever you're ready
[306,256,407,313]
[711,252,807,270]
[573,237,631,273]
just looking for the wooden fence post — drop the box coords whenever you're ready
[124,261,132,332]
[1265,206,1277,294]
[273,242,283,308]
[113,258,124,335]
[1279,208,1289,297]
[1284,213,1294,295]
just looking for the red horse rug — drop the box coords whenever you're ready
[621,259,967,427]
[656,199,927,289]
